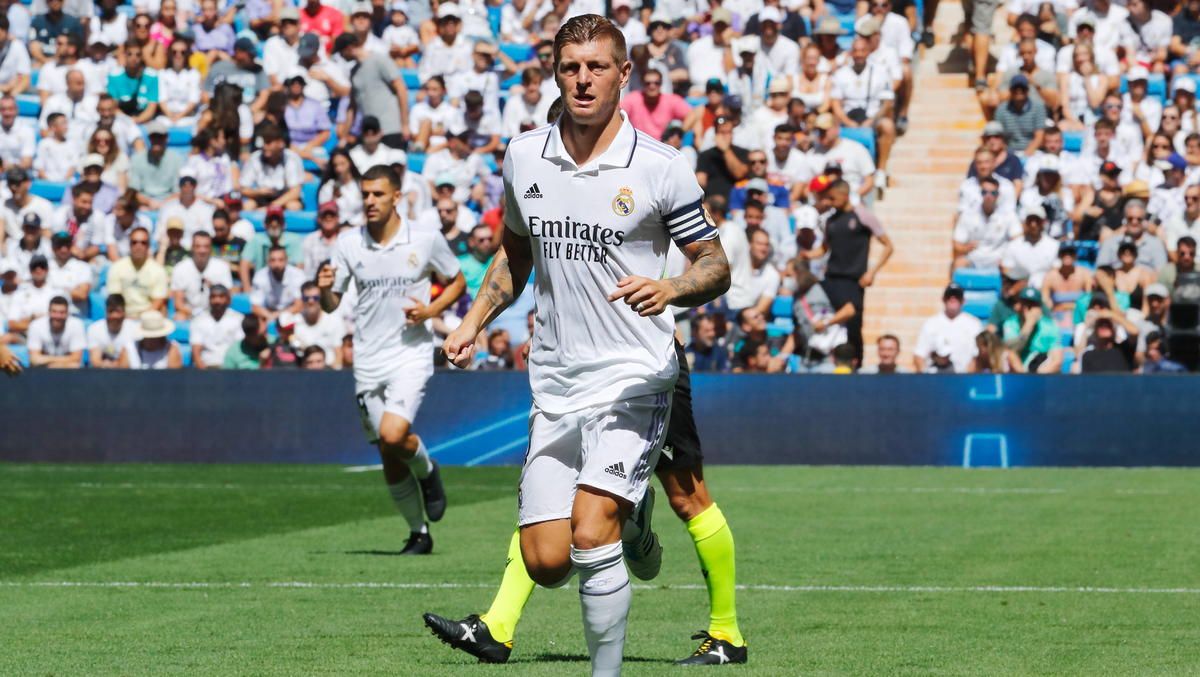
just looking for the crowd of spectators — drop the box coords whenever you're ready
[0,0,922,374]
[922,0,1200,374]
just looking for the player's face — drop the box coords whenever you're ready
[361,177,400,228]
[555,39,631,126]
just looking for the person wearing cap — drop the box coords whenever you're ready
[302,201,343,274]
[382,1,420,68]
[2,211,50,275]
[28,0,84,67]
[913,284,982,373]
[993,73,1046,155]
[262,5,305,87]
[240,122,305,211]
[989,35,1058,116]
[856,14,908,129]
[1138,282,1172,338]
[107,226,168,318]
[158,169,217,244]
[25,295,84,368]
[0,96,34,171]
[972,121,1024,193]
[347,1,388,58]
[106,40,159,124]
[1147,151,1188,226]
[1020,153,1072,239]
[46,230,90,316]
[1001,203,1059,289]
[1001,286,1063,373]
[418,1,473,81]
[1120,66,1162,134]
[5,254,61,334]
[340,34,411,147]
[202,37,270,110]
[953,175,1020,271]
[85,293,133,368]
[126,309,183,369]
[747,4,802,77]
[830,38,896,190]
[810,112,876,203]
[419,119,487,204]
[726,35,769,116]
[686,6,735,95]
[746,77,791,150]
[609,0,646,47]
[1096,199,1168,271]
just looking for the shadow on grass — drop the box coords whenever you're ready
[520,653,661,664]
[342,550,414,556]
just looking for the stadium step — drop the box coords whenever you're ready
[863,0,988,368]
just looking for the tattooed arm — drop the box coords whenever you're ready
[442,227,533,367]
[608,236,731,316]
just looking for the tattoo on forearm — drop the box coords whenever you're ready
[482,257,515,310]
[669,239,731,308]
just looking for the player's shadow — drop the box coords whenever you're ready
[342,549,412,556]
[524,653,658,664]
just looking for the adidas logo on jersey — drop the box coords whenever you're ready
[604,462,627,480]
[524,183,543,199]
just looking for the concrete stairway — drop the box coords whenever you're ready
[861,0,988,367]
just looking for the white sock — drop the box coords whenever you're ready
[572,542,631,677]
[387,477,427,533]
[406,438,433,480]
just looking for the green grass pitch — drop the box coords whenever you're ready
[3,463,1200,675]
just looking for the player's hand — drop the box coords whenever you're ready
[0,345,21,376]
[443,322,480,369]
[859,270,876,288]
[608,276,673,317]
[405,299,435,325]
[316,264,336,291]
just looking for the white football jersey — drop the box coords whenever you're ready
[503,113,716,414]
[332,219,461,385]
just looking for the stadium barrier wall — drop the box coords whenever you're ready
[1,371,1195,467]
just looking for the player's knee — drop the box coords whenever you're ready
[570,524,617,551]
[377,420,412,453]
[522,549,572,586]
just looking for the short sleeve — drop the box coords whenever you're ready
[150,267,169,299]
[331,238,352,294]
[659,153,715,247]
[502,150,528,236]
[427,231,461,279]
[250,271,267,306]
[26,321,44,351]
[169,264,188,292]
[853,207,886,236]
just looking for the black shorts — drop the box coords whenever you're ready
[656,339,704,472]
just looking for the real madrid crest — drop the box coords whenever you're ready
[612,186,635,217]
[408,252,419,268]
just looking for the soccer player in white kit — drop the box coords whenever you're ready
[443,15,731,676]
[317,165,466,555]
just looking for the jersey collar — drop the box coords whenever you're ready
[541,110,637,175]
[361,215,412,251]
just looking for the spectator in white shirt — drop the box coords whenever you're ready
[87,292,136,368]
[746,228,781,315]
[0,17,31,97]
[46,231,90,316]
[418,2,474,81]
[34,113,75,181]
[954,175,1021,270]
[687,7,735,94]
[6,255,60,335]
[171,231,233,320]
[38,69,99,135]
[240,122,305,210]
[2,212,51,279]
[36,33,83,102]
[420,124,487,204]
[190,283,244,369]
[27,295,84,368]
[381,3,420,68]
[157,171,216,245]
[50,186,105,262]
[914,284,983,373]
[811,113,876,203]
[408,75,462,152]
[303,202,342,274]
[0,95,35,170]
[250,245,304,324]
[262,6,302,87]
[830,38,896,188]
[1002,204,1061,289]
[2,167,55,243]
[292,280,344,368]
[501,67,553,138]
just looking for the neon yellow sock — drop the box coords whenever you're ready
[687,503,745,647]
[478,529,535,645]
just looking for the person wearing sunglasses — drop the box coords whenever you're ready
[954,174,1020,273]
[292,280,344,369]
[1095,199,1169,271]
[106,226,168,319]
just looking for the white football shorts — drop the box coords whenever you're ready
[355,364,432,443]
[517,391,672,526]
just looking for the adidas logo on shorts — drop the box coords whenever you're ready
[525,183,543,199]
[604,462,627,480]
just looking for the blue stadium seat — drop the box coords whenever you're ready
[286,211,317,233]
[29,70,37,88]
[841,127,876,159]
[180,343,192,368]
[9,344,28,367]
[500,43,533,63]
[408,152,426,174]
[770,317,795,334]
[89,291,106,320]
[167,127,192,148]
[953,267,1002,292]
[400,68,421,90]
[323,129,339,154]
[303,158,322,173]
[302,181,320,210]
[231,293,252,315]
[16,94,39,118]
[500,73,521,90]
[30,180,70,202]
[1060,350,1075,373]
[770,295,792,320]
[1062,130,1084,153]
[963,290,997,320]
[244,210,265,232]
[170,321,190,344]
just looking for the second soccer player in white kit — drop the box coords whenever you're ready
[443,15,731,676]
[318,165,466,555]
